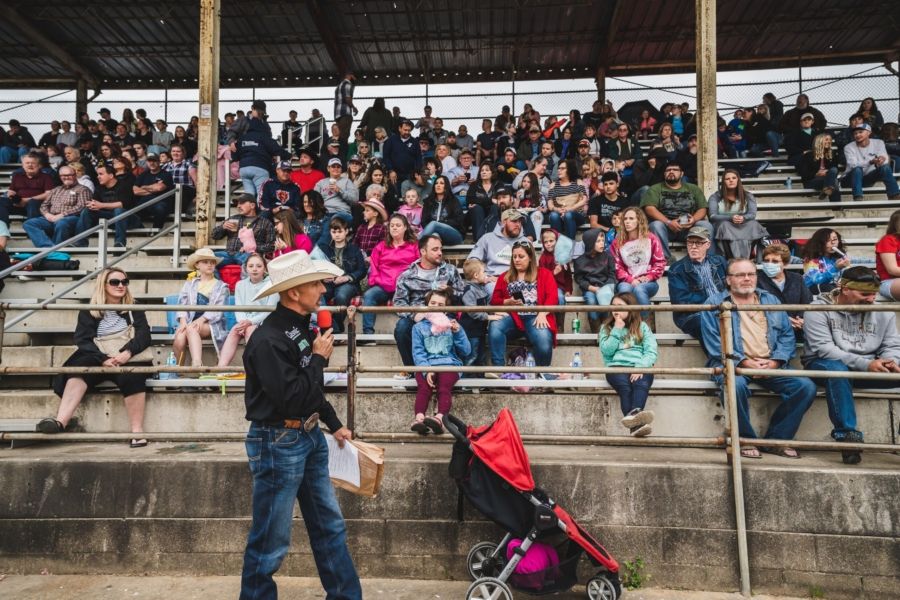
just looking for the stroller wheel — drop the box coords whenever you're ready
[466,577,513,600]
[467,541,503,581]
[586,574,621,600]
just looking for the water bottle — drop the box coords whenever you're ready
[525,351,536,379]
[785,176,792,190]
[161,351,177,380]
[572,316,581,334]
[571,352,583,380]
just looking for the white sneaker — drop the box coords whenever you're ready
[392,372,412,390]
[621,409,654,429]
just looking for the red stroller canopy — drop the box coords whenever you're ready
[467,407,536,492]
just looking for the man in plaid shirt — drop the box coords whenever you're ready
[212,193,276,268]
[23,165,91,247]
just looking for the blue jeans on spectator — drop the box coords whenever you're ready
[806,167,841,203]
[616,280,659,318]
[420,221,464,246]
[467,204,488,242]
[749,131,781,157]
[605,373,655,415]
[0,146,28,163]
[0,194,42,226]
[648,219,715,258]
[318,212,354,246]
[844,164,900,198]
[711,369,816,440]
[140,195,175,229]
[393,316,416,366]
[215,250,250,268]
[76,207,136,247]
[22,215,79,248]
[547,210,586,239]
[677,313,703,341]
[583,283,616,321]
[464,336,485,368]
[804,357,900,440]
[489,314,553,367]
[240,423,362,600]
[322,282,359,334]
[239,165,270,197]
[361,285,391,333]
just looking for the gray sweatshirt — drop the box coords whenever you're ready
[466,223,528,276]
[314,175,359,214]
[802,290,900,370]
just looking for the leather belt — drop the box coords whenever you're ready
[264,413,319,432]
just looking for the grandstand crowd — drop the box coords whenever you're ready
[4,83,900,462]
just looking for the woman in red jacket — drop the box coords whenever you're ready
[489,240,559,368]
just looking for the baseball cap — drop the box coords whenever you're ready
[146,153,160,161]
[98,107,111,114]
[686,226,711,241]
[277,160,293,170]
[493,186,512,198]
[234,193,256,205]
[501,208,525,222]
[327,157,343,168]
[327,140,341,147]
[851,122,872,133]
[800,112,815,121]
[578,139,591,147]
[348,154,362,163]
[297,147,317,161]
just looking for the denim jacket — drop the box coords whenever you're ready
[668,254,727,329]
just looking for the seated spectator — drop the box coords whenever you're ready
[588,172,637,235]
[459,258,492,366]
[314,157,359,228]
[655,122,681,162]
[546,159,587,239]
[515,172,545,240]
[299,190,329,246]
[638,110,657,140]
[456,125,475,151]
[216,253,279,367]
[674,134,699,184]
[347,154,366,189]
[435,143,457,173]
[36,268,151,446]
[212,193,276,267]
[163,144,197,214]
[780,94,827,134]
[802,266,900,464]
[701,258,816,459]
[476,119,499,164]
[151,119,174,155]
[355,196,387,255]
[517,125,544,166]
[290,148,325,193]
[609,207,666,323]
[258,161,302,219]
[783,113,818,168]
[409,289,471,435]
[667,227,727,340]
[574,228,617,332]
[23,165,91,248]
[399,168,432,205]
[0,119,36,163]
[446,149,478,209]
[70,161,94,194]
[396,187,423,235]
[640,160,714,259]
[538,229,572,307]
[857,97,884,134]
[465,161,497,241]
[746,104,779,157]
[798,133,841,203]
[272,209,313,258]
[801,228,851,294]
[726,109,749,157]
[606,123,642,175]
[76,163,135,248]
[316,215,366,334]
[362,214,419,336]
[842,123,900,201]
[234,118,288,197]
[420,175,465,245]
[489,240,558,369]
[707,169,767,258]
[875,210,900,301]
[467,208,528,296]
[1,152,55,226]
[392,234,466,371]
[599,292,659,436]
[757,243,812,338]
[496,147,526,185]
[359,163,399,214]
[174,249,230,368]
[133,153,174,229]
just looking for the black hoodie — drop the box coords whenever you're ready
[574,228,617,291]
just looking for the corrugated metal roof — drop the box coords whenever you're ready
[0,0,896,88]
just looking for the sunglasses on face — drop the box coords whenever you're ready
[107,278,130,287]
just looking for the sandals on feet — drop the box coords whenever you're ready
[410,418,429,435]
[424,415,444,434]
[740,446,762,459]
[130,439,148,448]
[37,418,64,434]
[761,446,800,459]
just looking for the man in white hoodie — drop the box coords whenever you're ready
[802,266,900,464]
[842,122,900,201]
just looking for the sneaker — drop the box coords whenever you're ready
[839,431,864,465]
[392,372,412,390]
[630,423,652,437]
[621,408,655,429]
[889,194,900,201]
[852,195,864,201]
[484,372,501,380]
[818,186,833,201]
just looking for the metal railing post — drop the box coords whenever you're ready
[345,305,358,432]
[0,306,5,364]
[97,218,108,269]
[173,184,183,267]
[719,302,752,597]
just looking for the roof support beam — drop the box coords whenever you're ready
[595,0,622,101]
[306,0,350,74]
[0,1,99,90]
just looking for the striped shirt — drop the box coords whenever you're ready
[96,311,129,337]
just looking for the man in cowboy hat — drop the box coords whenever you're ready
[240,251,361,600]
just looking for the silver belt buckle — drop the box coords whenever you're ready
[304,412,319,432]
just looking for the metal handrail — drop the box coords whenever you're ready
[302,115,326,150]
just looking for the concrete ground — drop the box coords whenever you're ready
[0,575,812,599]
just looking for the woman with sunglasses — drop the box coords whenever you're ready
[488,240,559,370]
[37,269,151,447]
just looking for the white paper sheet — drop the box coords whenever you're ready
[325,433,360,487]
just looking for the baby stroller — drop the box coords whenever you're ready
[445,408,622,600]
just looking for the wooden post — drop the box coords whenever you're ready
[595,66,607,103]
[75,79,88,121]
[195,0,221,248]
[695,0,718,198]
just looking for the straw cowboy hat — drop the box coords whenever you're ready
[186,247,223,270]
[361,198,388,222]
[254,250,344,300]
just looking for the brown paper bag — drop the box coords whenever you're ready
[331,439,385,498]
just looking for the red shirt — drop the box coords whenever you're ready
[874,234,900,281]
[10,171,55,200]
[290,168,325,193]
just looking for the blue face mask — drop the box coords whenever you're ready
[761,262,782,277]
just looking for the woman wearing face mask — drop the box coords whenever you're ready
[757,243,812,339]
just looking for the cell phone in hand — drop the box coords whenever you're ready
[511,291,525,302]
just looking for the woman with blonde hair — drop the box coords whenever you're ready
[798,133,841,202]
[609,206,666,322]
[37,268,152,447]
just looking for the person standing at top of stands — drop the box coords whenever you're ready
[780,94,826,134]
[0,152,55,226]
[333,71,358,147]
[802,266,900,465]
[640,160,714,259]
[668,227,727,341]
[234,117,289,198]
[783,112,819,169]
[383,119,422,186]
[289,147,324,193]
[358,97,393,144]
[239,251,361,600]
[843,123,900,201]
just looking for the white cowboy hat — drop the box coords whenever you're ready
[186,247,223,270]
[254,250,344,300]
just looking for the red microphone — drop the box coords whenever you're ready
[316,309,333,332]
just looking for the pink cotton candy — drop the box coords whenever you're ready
[238,226,257,253]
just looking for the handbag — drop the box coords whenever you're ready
[94,313,154,363]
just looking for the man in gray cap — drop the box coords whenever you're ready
[467,207,529,296]
[667,227,728,340]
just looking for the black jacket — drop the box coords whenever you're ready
[233,118,288,174]
[422,193,465,233]
[573,229,617,291]
[242,303,342,430]
[74,309,152,363]
[757,271,811,318]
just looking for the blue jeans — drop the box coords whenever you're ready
[76,207,136,247]
[547,210,586,239]
[649,219,715,258]
[489,314,553,367]
[678,313,703,341]
[0,194,42,226]
[22,215,79,247]
[804,357,899,440]
[240,423,362,600]
[419,221,463,246]
[605,373,655,415]
[464,336,485,367]
[845,164,900,198]
[583,284,616,321]
[393,316,416,366]
[139,195,174,228]
[215,250,250,268]
[806,167,841,202]
[0,146,28,163]
[616,280,659,317]
[240,165,271,197]
[361,285,390,333]
[467,204,489,241]
[712,369,816,440]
